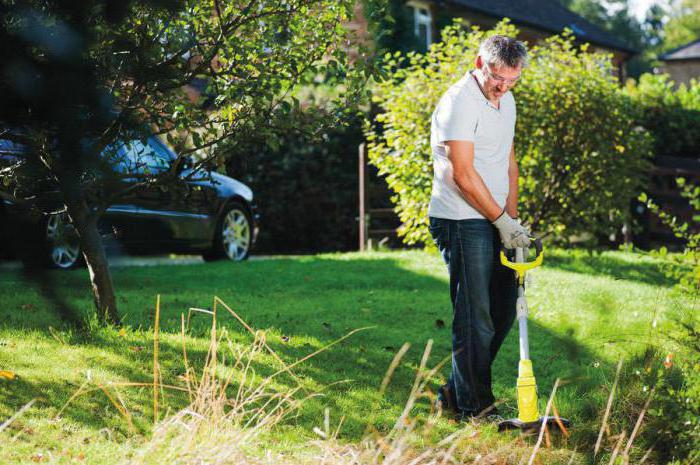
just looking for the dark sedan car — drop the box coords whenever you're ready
[0,135,258,268]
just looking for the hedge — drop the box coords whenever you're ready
[365,20,653,246]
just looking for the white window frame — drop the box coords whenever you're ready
[408,1,433,50]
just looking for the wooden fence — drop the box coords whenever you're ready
[358,143,401,251]
[634,155,700,249]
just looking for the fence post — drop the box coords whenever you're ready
[359,143,367,251]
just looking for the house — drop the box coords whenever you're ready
[659,38,700,86]
[352,0,637,81]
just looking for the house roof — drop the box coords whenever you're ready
[444,0,637,54]
[659,38,700,61]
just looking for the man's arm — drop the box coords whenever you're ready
[446,140,503,221]
[505,144,518,218]
[447,139,530,248]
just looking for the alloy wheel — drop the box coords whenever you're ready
[221,208,251,261]
[46,213,81,269]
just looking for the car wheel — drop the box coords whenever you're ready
[45,212,82,269]
[204,202,252,262]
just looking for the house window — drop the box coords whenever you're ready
[409,2,432,51]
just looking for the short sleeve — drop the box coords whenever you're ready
[433,91,478,143]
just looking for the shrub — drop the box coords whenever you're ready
[624,74,700,159]
[634,173,700,463]
[220,108,364,254]
[639,177,700,292]
[647,316,700,463]
[366,20,653,246]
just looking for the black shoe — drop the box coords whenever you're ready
[475,405,503,423]
[456,410,479,422]
[436,384,457,414]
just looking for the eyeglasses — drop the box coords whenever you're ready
[483,65,520,86]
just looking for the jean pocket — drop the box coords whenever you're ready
[429,218,449,249]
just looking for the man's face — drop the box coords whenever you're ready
[475,56,521,101]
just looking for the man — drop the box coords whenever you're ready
[429,35,530,420]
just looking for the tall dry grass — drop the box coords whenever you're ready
[125,297,576,465]
[3,296,660,465]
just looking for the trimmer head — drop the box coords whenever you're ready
[498,416,572,434]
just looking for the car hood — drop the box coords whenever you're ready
[184,169,253,202]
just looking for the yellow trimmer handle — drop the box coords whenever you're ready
[500,238,543,284]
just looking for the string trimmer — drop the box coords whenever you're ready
[497,239,572,434]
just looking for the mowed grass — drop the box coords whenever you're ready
[0,249,694,464]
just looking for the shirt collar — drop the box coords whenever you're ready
[466,70,502,110]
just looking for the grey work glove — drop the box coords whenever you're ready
[492,210,530,249]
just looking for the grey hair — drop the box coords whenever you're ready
[478,35,529,69]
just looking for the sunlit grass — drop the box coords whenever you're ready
[0,249,693,463]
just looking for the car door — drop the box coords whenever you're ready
[98,141,146,249]
[102,139,175,250]
[146,137,215,247]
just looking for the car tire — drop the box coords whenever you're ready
[203,201,252,262]
[42,212,83,269]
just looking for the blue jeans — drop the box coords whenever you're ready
[429,217,517,415]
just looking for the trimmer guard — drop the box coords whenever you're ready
[497,416,572,434]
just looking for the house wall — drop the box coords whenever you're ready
[346,2,373,50]
[660,61,700,87]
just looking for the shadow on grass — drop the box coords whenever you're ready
[544,249,675,287]
[0,253,626,446]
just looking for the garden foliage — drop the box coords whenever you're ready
[646,316,700,463]
[366,20,653,246]
[640,178,700,292]
[221,108,364,253]
[624,74,700,159]
[615,320,700,465]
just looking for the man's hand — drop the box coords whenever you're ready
[492,210,530,248]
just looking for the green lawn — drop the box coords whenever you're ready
[0,249,694,464]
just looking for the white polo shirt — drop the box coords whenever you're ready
[428,71,516,220]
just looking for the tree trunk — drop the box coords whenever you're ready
[59,179,121,325]
[78,214,120,325]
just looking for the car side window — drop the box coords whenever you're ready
[147,136,176,163]
[121,139,172,175]
[0,139,26,154]
[102,142,130,174]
